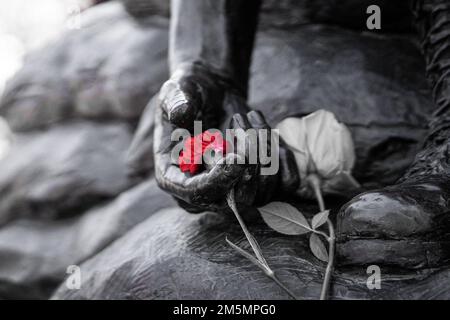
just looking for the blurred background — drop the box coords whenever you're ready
[0,0,94,95]
[0,0,94,159]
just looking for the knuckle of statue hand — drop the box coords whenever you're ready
[154,174,167,191]
[155,171,176,194]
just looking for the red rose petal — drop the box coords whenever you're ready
[179,130,230,174]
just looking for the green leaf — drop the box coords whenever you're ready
[309,233,328,262]
[311,210,330,229]
[258,202,310,235]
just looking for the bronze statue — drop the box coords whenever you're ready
[0,0,449,299]
[143,0,450,268]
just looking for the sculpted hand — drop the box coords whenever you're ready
[153,63,299,212]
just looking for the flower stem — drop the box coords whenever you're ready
[320,219,335,300]
[307,174,325,212]
[227,189,265,263]
[226,189,299,300]
[271,274,298,300]
[306,174,336,301]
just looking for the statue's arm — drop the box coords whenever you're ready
[145,0,299,212]
[169,0,261,95]
[412,0,450,133]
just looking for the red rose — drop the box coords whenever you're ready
[179,130,229,174]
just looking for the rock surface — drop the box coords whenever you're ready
[249,26,433,189]
[0,179,175,299]
[52,206,450,300]
[0,118,11,160]
[0,2,169,131]
[0,121,135,225]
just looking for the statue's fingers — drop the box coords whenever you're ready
[155,153,247,206]
[245,110,279,204]
[159,78,201,129]
[230,113,259,162]
[246,110,271,129]
[229,113,264,205]
[230,113,252,130]
[247,110,299,192]
[245,111,272,159]
[278,147,300,193]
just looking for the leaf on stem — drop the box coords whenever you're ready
[309,233,328,262]
[311,210,330,229]
[258,202,310,235]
